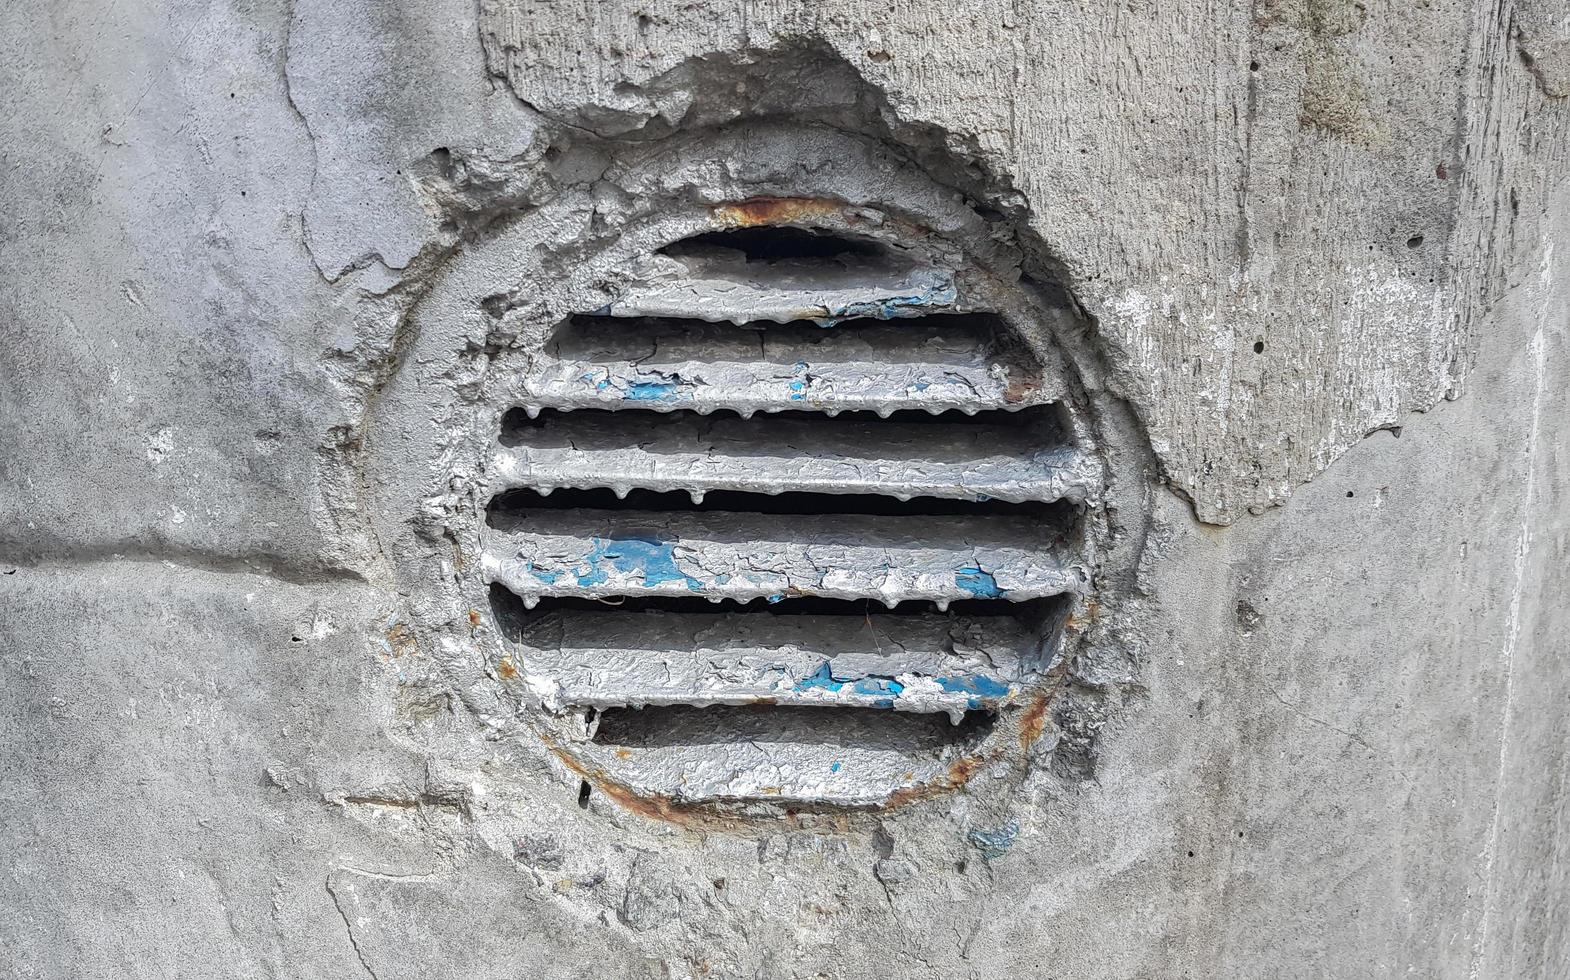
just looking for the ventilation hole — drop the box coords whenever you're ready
[488,487,1080,522]
[550,311,1020,356]
[591,703,995,750]
[660,226,886,263]
[480,216,1095,805]
[500,403,1067,441]
[487,582,1067,636]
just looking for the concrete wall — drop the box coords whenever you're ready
[2,0,1566,976]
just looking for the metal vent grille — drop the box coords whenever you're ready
[479,216,1098,808]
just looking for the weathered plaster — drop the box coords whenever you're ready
[3,0,1568,976]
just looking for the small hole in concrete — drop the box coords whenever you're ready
[1346,490,1355,498]
[487,482,1076,523]
[1406,234,1424,248]
[1249,60,1260,71]
[577,780,592,808]
[662,226,883,264]
[591,703,995,751]
[1253,340,1265,354]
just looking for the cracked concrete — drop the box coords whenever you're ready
[3,0,1568,977]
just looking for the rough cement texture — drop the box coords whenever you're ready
[3,0,1568,977]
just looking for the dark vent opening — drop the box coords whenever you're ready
[486,487,1080,523]
[475,210,1099,807]
[591,703,996,750]
[487,582,1067,636]
[499,404,1067,442]
[659,226,887,264]
[550,311,1025,354]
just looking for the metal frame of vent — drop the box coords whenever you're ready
[362,123,1148,820]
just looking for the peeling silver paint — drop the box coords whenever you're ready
[511,313,1068,418]
[360,132,1149,817]
[489,410,1100,505]
[497,605,1057,719]
[481,509,1086,608]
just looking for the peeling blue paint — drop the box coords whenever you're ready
[787,361,811,400]
[967,821,1019,860]
[794,662,904,703]
[765,592,785,604]
[820,282,958,323]
[851,676,904,697]
[795,661,843,693]
[954,566,1004,599]
[572,536,702,591]
[791,662,1009,708]
[574,562,609,588]
[624,380,682,402]
[528,565,562,585]
[936,674,1011,700]
[830,761,842,773]
[579,369,695,402]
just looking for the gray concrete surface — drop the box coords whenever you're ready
[2,0,1567,977]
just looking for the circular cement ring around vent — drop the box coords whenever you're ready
[360,126,1151,823]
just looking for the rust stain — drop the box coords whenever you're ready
[884,754,985,808]
[1063,598,1103,634]
[495,657,518,680]
[558,736,1000,824]
[382,621,418,659]
[538,682,1080,829]
[544,739,750,832]
[1003,369,1042,405]
[1017,691,1052,749]
[711,196,849,228]
[467,608,482,628]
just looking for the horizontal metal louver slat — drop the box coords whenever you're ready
[604,270,960,325]
[482,509,1084,607]
[591,707,988,807]
[512,315,1064,416]
[491,410,1098,504]
[507,608,1049,716]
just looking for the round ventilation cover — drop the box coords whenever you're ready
[364,126,1141,818]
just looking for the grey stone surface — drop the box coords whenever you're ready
[2,1,1567,978]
